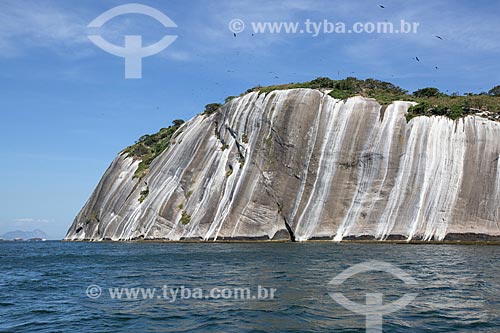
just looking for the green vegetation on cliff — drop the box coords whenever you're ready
[249,77,338,94]
[180,211,191,225]
[406,94,500,121]
[244,77,500,121]
[202,103,222,115]
[245,77,407,103]
[123,119,185,179]
[138,188,149,203]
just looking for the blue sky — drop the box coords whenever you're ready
[1,0,500,239]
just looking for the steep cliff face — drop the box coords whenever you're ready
[65,89,500,241]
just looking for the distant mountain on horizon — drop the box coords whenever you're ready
[1,229,49,240]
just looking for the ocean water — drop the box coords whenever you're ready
[0,241,498,332]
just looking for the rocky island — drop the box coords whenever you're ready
[65,78,500,242]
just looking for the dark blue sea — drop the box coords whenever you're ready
[0,241,498,332]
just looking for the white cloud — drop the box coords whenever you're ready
[163,49,193,61]
[0,1,160,58]
[0,1,89,57]
[13,218,50,223]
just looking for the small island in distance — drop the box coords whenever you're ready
[1,229,48,241]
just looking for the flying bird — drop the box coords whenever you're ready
[415,57,420,62]
[379,5,385,8]
[435,66,439,70]
[233,33,236,37]
[435,35,443,40]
